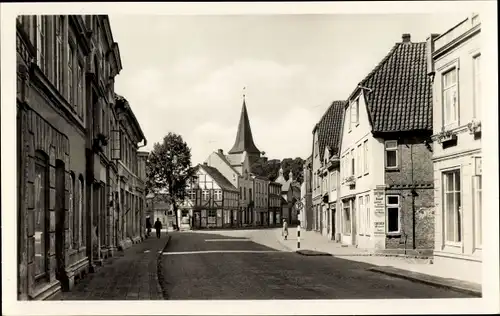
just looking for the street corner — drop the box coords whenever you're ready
[367,266,482,297]
[296,249,333,257]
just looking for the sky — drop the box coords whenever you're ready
[109,13,469,165]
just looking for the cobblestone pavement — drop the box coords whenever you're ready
[160,232,474,300]
[55,235,169,300]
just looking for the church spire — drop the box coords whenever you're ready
[228,88,261,155]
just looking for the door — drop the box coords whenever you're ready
[55,160,66,288]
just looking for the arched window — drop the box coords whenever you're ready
[34,150,49,282]
[78,175,85,247]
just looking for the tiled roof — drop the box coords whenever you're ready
[199,164,239,192]
[359,40,432,133]
[316,101,346,159]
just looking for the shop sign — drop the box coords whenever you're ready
[374,221,385,234]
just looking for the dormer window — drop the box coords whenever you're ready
[351,98,360,126]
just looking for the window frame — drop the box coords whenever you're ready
[34,151,49,283]
[385,140,399,169]
[473,173,482,249]
[363,140,369,174]
[36,15,48,74]
[365,194,371,236]
[472,53,481,120]
[386,195,401,235]
[439,61,460,128]
[357,144,362,178]
[358,196,365,235]
[442,169,462,245]
[342,200,351,235]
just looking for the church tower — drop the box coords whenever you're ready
[227,90,261,168]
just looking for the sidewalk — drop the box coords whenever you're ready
[276,227,481,295]
[53,234,170,300]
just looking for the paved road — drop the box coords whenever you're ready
[160,232,473,300]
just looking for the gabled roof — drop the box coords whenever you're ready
[314,100,346,159]
[228,99,261,155]
[114,93,147,144]
[357,37,432,133]
[199,164,238,192]
[212,151,240,175]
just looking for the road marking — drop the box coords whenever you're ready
[204,238,251,242]
[144,250,150,253]
[162,250,279,255]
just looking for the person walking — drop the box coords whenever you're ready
[282,218,288,240]
[154,218,162,239]
[145,216,152,238]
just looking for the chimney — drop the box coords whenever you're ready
[402,33,411,43]
[426,33,440,76]
[203,162,208,166]
[218,149,223,154]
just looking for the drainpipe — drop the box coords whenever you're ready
[411,141,416,250]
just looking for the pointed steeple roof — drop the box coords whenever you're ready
[228,96,261,155]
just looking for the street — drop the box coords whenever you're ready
[160,231,473,300]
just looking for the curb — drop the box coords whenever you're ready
[156,235,172,300]
[368,266,482,297]
[296,250,332,257]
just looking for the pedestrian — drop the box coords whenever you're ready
[145,216,152,238]
[282,218,288,240]
[154,217,162,239]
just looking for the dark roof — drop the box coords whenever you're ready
[358,40,432,133]
[199,164,238,192]
[315,101,346,159]
[228,99,261,155]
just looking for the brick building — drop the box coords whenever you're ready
[338,34,435,254]
[427,14,482,277]
[16,15,146,300]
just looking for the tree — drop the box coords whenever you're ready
[250,157,305,183]
[145,132,196,230]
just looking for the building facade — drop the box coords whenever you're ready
[311,101,345,238]
[339,34,435,254]
[252,175,270,226]
[300,156,313,230]
[427,14,482,275]
[274,168,301,224]
[16,15,146,300]
[269,181,283,225]
[187,163,239,229]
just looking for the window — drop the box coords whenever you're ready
[314,140,319,156]
[443,170,461,243]
[365,195,371,235]
[350,150,355,176]
[342,200,351,234]
[68,43,74,107]
[330,172,336,191]
[363,140,369,174]
[358,197,364,234]
[239,187,242,199]
[249,188,252,200]
[214,190,222,200]
[189,189,196,201]
[79,176,84,247]
[351,99,359,125]
[386,195,400,234]
[244,188,246,200]
[473,173,482,248]
[348,105,352,131]
[36,16,47,74]
[54,16,63,91]
[69,173,76,249]
[442,68,459,126]
[385,141,398,169]
[357,144,362,177]
[34,151,48,281]
[77,63,84,120]
[473,54,481,120]
[202,190,209,201]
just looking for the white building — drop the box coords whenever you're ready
[427,14,482,277]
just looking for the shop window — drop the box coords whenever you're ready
[34,151,49,282]
[342,201,351,235]
[443,170,462,243]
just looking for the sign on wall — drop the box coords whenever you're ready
[374,221,385,234]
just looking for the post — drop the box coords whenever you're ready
[297,223,301,249]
